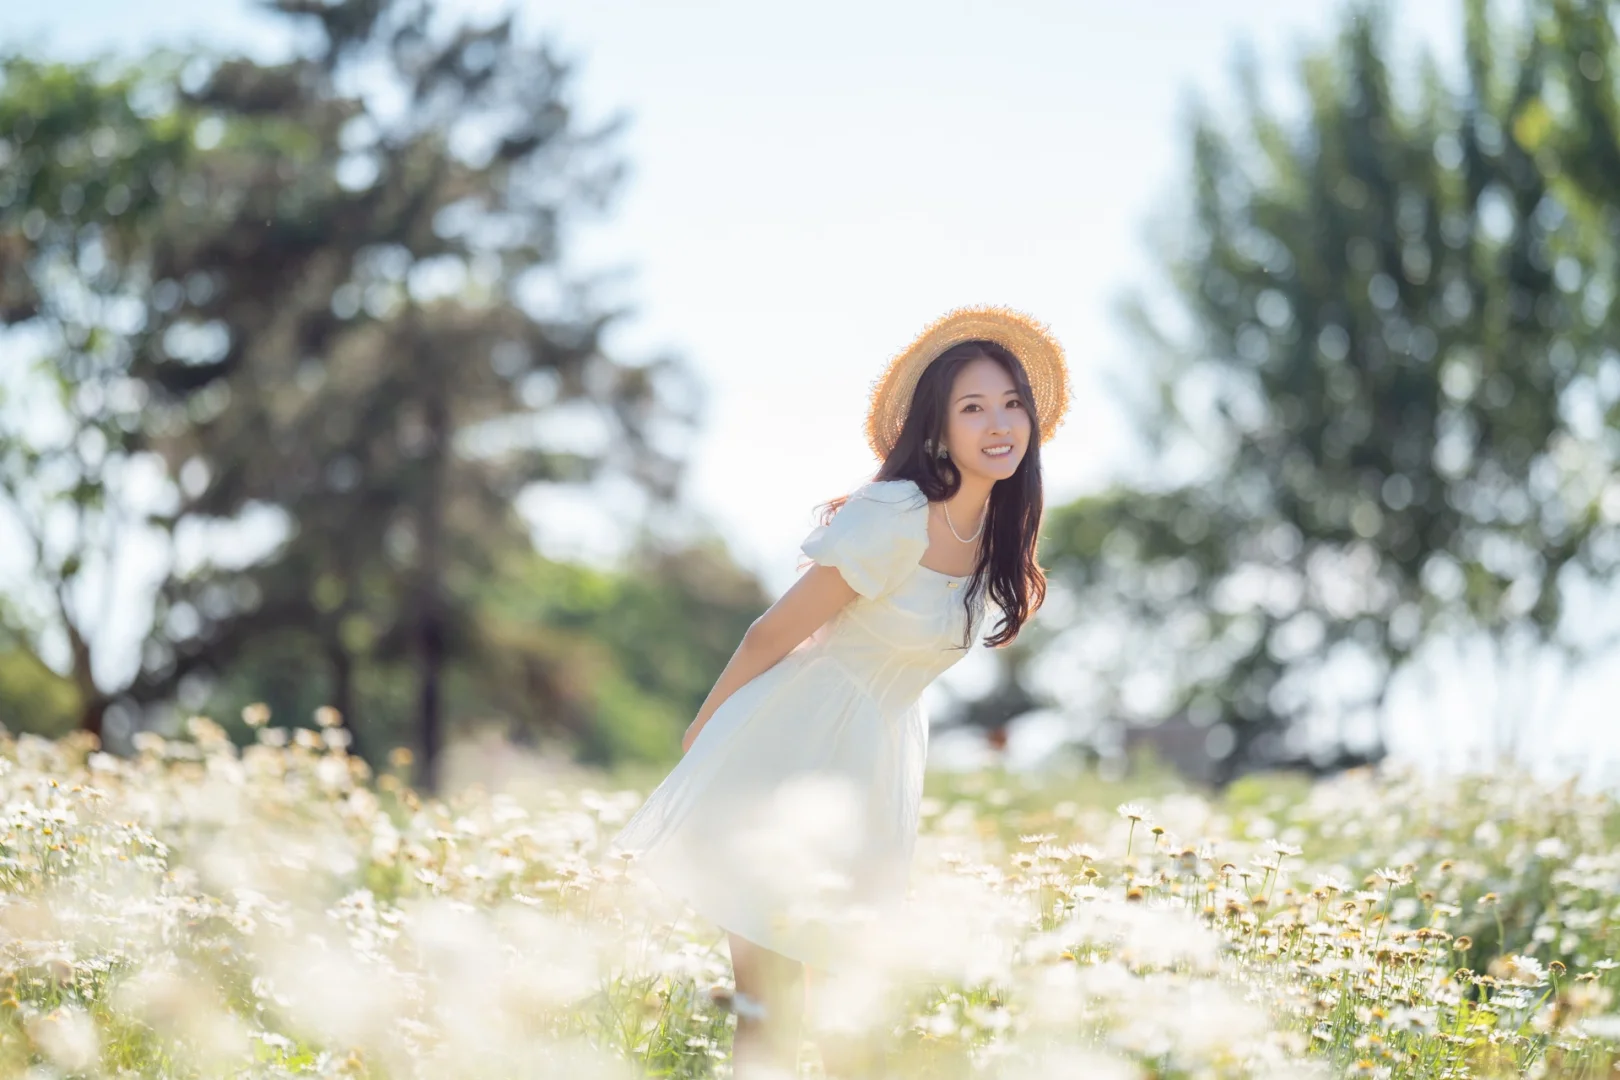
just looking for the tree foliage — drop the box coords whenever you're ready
[0,1,736,785]
[1039,0,1620,780]
[0,56,192,736]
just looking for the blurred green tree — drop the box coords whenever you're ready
[0,617,79,738]
[0,55,193,737]
[127,2,702,791]
[0,1,740,786]
[1037,1,1620,781]
[196,535,767,768]
[468,539,767,765]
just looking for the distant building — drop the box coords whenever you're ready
[1121,713,1384,786]
[1121,714,1219,785]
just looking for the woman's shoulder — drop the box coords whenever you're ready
[848,477,927,509]
[802,478,928,599]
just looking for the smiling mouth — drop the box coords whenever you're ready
[982,445,1014,458]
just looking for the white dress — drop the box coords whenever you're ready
[608,479,987,970]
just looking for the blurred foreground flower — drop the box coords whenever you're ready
[0,725,1613,1079]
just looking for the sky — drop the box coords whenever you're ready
[6,0,1616,785]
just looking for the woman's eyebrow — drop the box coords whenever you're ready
[953,389,1021,403]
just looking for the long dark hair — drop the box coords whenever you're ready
[817,340,1048,649]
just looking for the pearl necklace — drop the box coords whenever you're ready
[943,499,986,544]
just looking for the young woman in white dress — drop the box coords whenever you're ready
[610,305,1070,1077]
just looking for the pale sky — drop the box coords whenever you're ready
[6,0,1616,785]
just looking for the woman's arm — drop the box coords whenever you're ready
[681,563,859,753]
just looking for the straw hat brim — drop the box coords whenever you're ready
[865,304,1070,460]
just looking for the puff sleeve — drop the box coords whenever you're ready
[800,480,929,599]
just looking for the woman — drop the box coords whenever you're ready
[609,305,1070,1077]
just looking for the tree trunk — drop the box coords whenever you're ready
[327,639,360,760]
[79,696,106,744]
[416,361,449,794]
[68,623,105,744]
[418,607,445,793]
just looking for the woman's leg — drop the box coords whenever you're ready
[727,932,805,1078]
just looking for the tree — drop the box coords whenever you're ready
[193,533,769,769]
[1039,0,1620,781]
[467,537,769,765]
[0,55,193,739]
[0,1,703,787]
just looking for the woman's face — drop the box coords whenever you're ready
[942,356,1031,482]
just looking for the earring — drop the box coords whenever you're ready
[923,438,949,460]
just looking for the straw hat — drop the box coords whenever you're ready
[864,304,1070,460]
